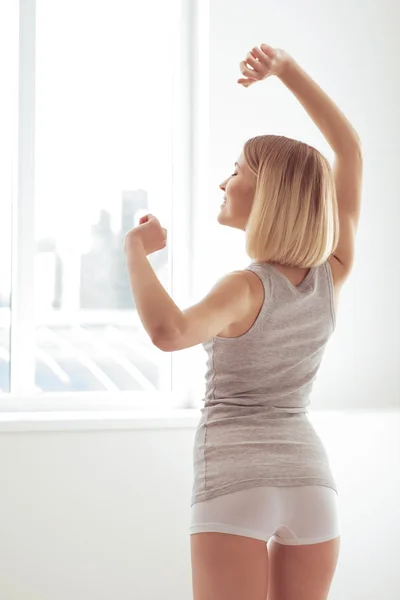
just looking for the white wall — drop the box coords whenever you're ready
[193,0,400,410]
[0,411,399,600]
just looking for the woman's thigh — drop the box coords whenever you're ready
[191,532,269,600]
[267,536,340,600]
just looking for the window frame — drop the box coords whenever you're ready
[2,0,209,415]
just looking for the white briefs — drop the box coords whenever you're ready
[189,485,341,546]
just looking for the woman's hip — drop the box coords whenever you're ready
[189,485,341,546]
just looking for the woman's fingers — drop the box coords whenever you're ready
[248,47,271,69]
[239,60,260,79]
[237,77,257,87]
[239,79,253,85]
[245,52,263,73]
[260,43,275,58]
[239,44,274,85]
[251,46,268,60]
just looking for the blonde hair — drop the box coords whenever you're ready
[244,135,339,267]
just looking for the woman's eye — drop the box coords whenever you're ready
[230,172,237,177]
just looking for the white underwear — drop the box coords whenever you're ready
[189,485,340,546]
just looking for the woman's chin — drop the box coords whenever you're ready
[217,211,245,231]
[217,210,228,225]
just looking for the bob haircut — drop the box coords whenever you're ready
[244,135,339,268]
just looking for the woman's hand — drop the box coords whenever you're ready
[124,214,167,256]
[237,44,290,88]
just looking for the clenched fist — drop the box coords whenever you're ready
[124,214,167,256]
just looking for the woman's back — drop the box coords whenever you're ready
[192,259,337,505]
[203,260,335,411]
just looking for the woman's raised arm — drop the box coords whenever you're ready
[239,44,363,281]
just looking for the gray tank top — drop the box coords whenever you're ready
[191,260,338,506]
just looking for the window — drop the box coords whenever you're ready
[3,0,198,408]
[0,2,17,394]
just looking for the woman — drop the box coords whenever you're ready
[125,43,362,600]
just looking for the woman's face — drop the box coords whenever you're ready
[218,152,257,231]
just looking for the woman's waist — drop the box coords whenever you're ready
[202,398,309,416]
[197,404,322,444]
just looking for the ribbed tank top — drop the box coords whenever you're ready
[191,260,338,506]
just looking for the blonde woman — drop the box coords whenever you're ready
[125,43,362,600]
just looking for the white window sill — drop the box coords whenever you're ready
[0,407,202,432]
[0,391,202,431]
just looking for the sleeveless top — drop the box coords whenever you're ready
[191,260,338,506]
